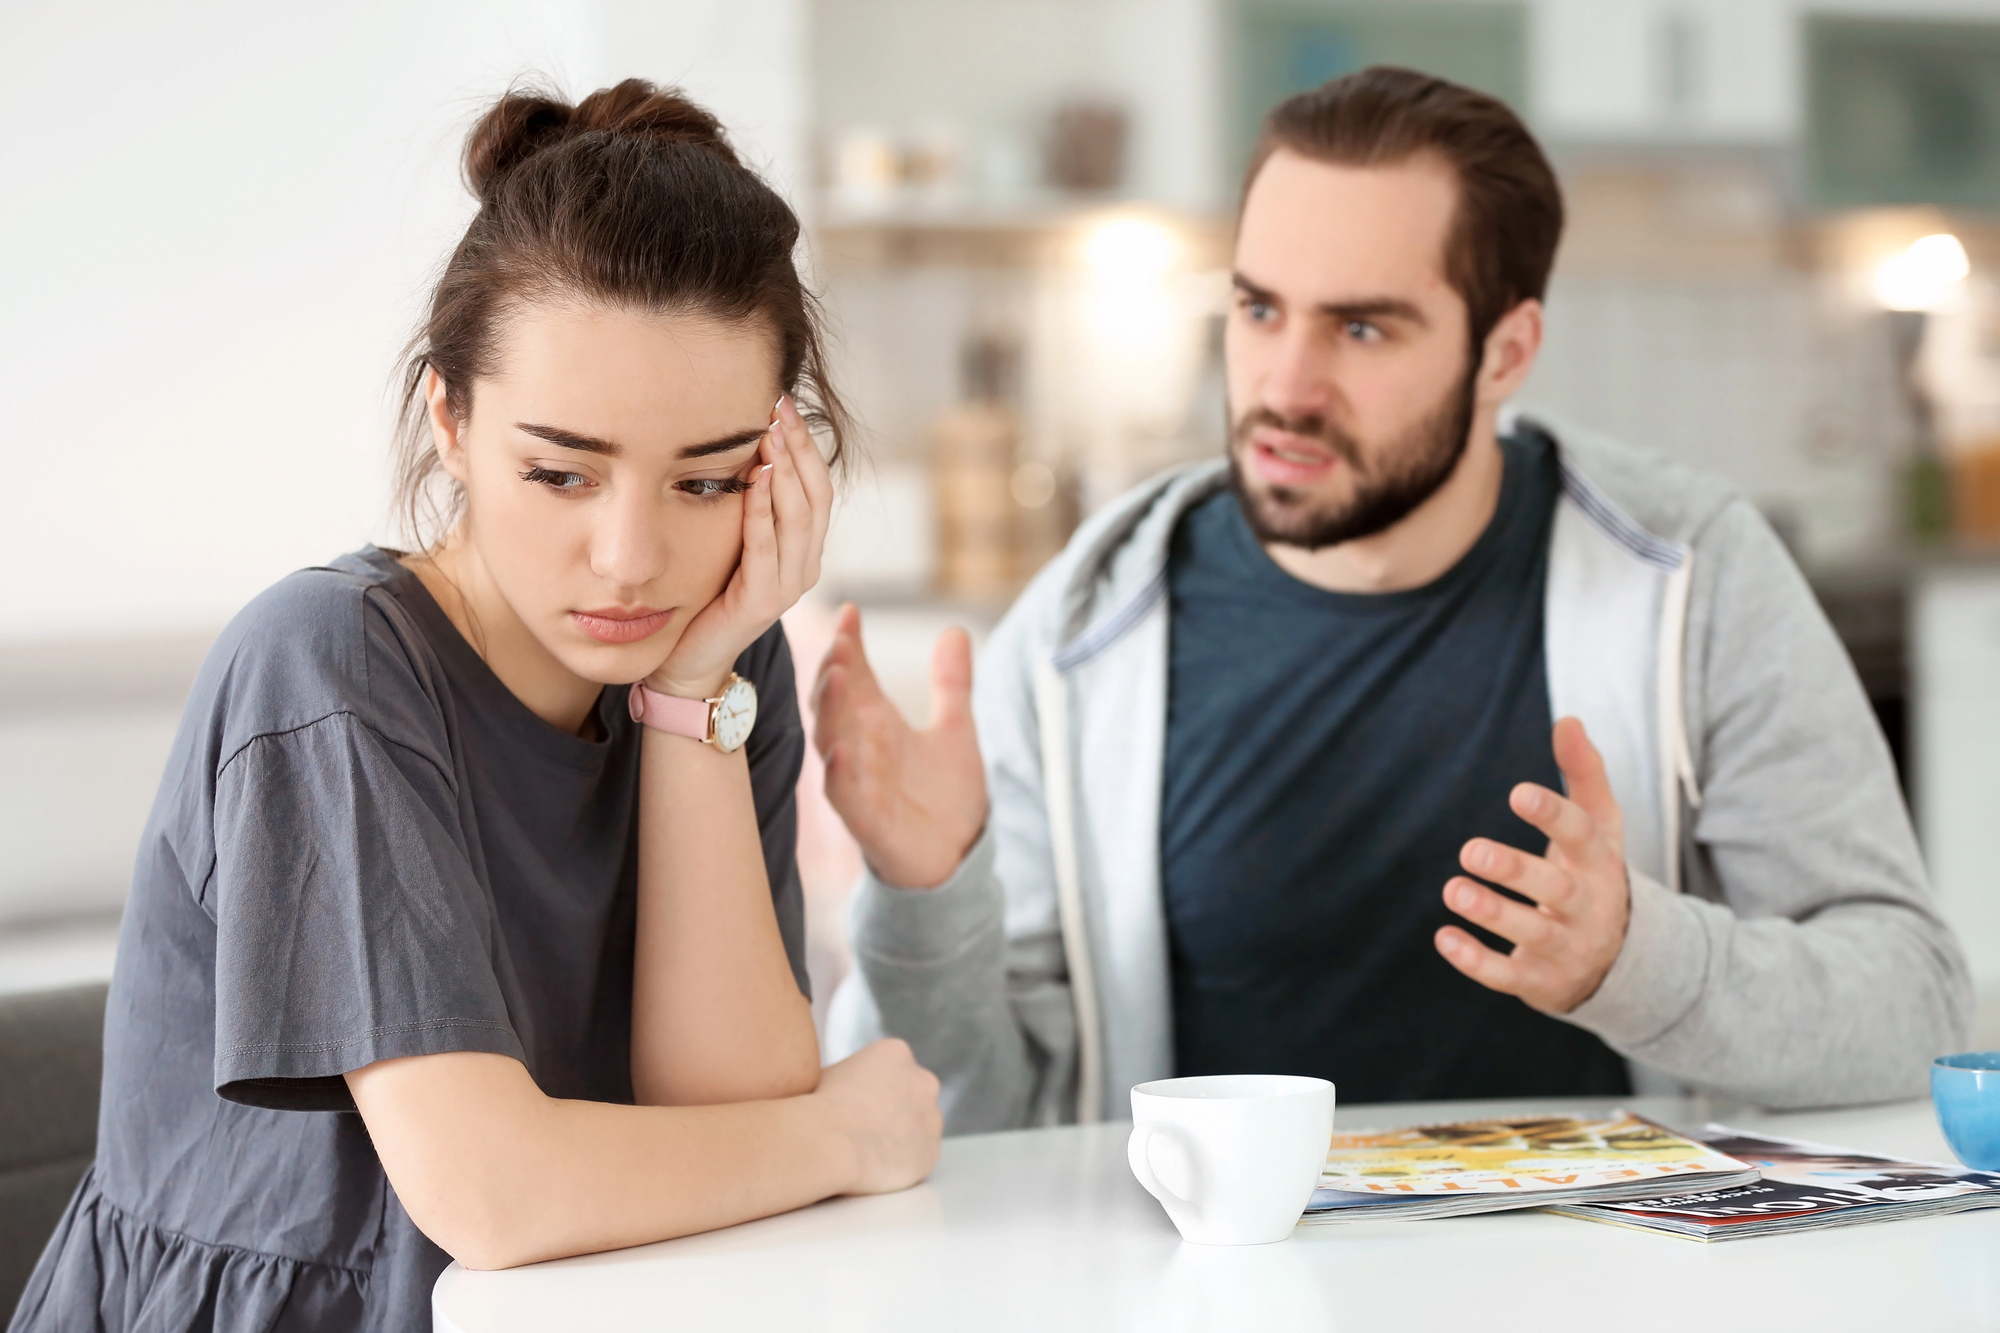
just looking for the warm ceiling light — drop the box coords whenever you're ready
[1874,233,1970,311]
[1081,215,1182,280]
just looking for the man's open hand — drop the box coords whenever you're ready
[811,604,987,889]
[1435,716,1631,1014]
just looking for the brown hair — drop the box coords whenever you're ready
[1245,66,1563,356]
[393,79,850,546]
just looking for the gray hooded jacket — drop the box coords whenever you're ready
[827,419,1971,1131]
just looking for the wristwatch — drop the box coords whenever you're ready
[627,673,759,753]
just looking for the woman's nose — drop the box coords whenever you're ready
[589,485,667,591]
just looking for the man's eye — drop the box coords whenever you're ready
[676,477,751,499]
[519,465,591,491]
[1346,320,1383,343]
[1244,299,1277,323]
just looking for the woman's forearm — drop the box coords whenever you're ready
[630,724,820,1105]
[351,1051,854,1270]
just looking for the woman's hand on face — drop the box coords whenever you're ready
[649,394,833,700]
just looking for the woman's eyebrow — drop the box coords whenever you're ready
[516,422,621,456]
[513,423,769,460]
[677,427,769,460]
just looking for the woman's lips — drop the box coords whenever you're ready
[1248,432,1341,488]
[571,607,672,645]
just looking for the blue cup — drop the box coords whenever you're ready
[1933,1052,2000,1171]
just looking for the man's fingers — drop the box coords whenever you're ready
[1509,781,1596,855]
[1434,926,1522,994]
[1460,838,1575,912]
[1444,877,1555,950]
[930,628,974,728]
[826,603,886,700]
[1551,716,1621,830]
[833,600,862,645]
[810,663,850,756]
[817,739,870,820]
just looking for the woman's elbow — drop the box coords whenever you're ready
[406,1183,555,1271]
[447,1230,548,1273]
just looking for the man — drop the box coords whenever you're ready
[814,67,1970,1131]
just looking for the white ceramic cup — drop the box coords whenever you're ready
[1127,1074,1335,1245]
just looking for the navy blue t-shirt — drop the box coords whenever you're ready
[1161,430,1630,1103]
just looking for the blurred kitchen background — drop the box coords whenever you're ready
[5,0,2000,1049]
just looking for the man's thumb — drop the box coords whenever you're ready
[930,627,974,726]
[1553,716,1617,820]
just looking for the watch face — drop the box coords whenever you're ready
[713,675,758,752]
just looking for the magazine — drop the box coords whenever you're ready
[1301,1113,1759,1224]
[1547,1126,2000,1240]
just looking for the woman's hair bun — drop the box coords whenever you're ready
[463,78,738,199]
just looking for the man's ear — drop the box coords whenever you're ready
[426,369,470,483]
[1476,298,1543,406]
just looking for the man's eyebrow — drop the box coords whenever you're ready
[1318,297,1427,326]
[1232,271,1277,304]
[1231,274,1427,327]
[513,423,770,460]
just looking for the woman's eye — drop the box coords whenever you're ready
[519,465,592,492]
[676,477,751,499]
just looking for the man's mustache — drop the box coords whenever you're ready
[1232,408,1363,471]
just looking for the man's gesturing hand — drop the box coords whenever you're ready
[811,604,987,890]
[1435,717,1631,1015]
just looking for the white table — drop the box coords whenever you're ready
[433,1095,2000,1332]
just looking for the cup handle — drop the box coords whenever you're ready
[1128,1120,1196,1214]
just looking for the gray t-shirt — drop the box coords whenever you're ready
[8,547,807,1333]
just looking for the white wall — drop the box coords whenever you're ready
[0,1,809,931]
[1914,568,2000,1044]
[0,0,807,647]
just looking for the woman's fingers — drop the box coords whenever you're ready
[735,445,778,614]
[764,414,812,596]
[778,394,833,588]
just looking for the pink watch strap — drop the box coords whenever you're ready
[627,683,711,741]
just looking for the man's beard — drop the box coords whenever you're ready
[1228,359,1479,552]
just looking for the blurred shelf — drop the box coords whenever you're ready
[813,200,1234,271]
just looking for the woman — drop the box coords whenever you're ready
[10,80,941,1333]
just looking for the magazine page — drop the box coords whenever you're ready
[1315,1113,1750,1197]
[1557,1128,2000,1238]
[1699,1129,1998,1201]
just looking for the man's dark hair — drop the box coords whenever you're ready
[1245,66,1564,355]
